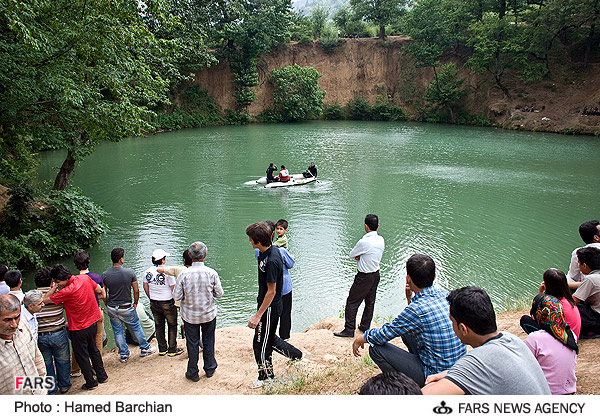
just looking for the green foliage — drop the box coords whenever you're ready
[224,109,251,125]
[154,85,223,131]
[456,112,493,127]
[319,23,344,53]
[424,63,467,122]
[370,96,407,121]
[345,96,372,120]
[350,0,407,38]
[269,65,326,122]
[0,188,107,268]
[0,134,39,186]
[257,107,282,123]
[310,6,330,39]
[322,102,345,120]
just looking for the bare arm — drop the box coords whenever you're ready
[352,334,366,357]
[421,377,465,395]
[248,282,276,329]
[143,282,150,299]
[94,284,106,303]
[132,281,140,308]
[42,283,60,305]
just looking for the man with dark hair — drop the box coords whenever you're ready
[246,221,284,388]
[335,214,385,338]
[0,264,9,295]
[573,246,600,336]
[359,371,422,395]
[173,242,223,381]
[74,251,105,358]
[143,249,182,357]
[35,267,71,394]
[102,248,155,363]
[352,254,466,387]
[265,163,277,184]
[422,286,550,395]
[302,162,317,178]
[0,294,47,395]
[566,220,600,288]
[5,269,24,303]
[43,264,108,391]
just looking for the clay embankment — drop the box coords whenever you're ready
[65,310,599,395]
[194,37,600,135]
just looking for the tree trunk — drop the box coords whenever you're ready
[379,24,386,39]
[52,147,76,191]
[498,0,506,19]
[584,0,599,68]
[477,0,483,21]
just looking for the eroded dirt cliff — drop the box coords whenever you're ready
[194,36,600,135]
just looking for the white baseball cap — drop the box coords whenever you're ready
[152,249,170,260]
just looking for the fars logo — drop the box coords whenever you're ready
[15,376,55,391]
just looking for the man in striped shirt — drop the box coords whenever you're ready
[352,254,466,387]
[35,267,71,394]
[173,242,223,382]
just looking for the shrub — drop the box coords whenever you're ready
[224,109,250,125]
[269,64,326,122]
[322,103,345,120]
[257,108,282,123]
[345,97,372,120]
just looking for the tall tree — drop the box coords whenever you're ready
[350,0,406,39]
[0,0,205,190]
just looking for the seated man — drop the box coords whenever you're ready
[265,163,277,184]
[275,165,290,182]
[302,162,317,178]
[422,286,551,395]
[352,254,466,387]
[566,220,600,290]
[359,371,421,395]
[572,246,600,337]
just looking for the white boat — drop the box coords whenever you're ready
[255,173,317,188]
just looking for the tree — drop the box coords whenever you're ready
[424,63,466,122]
[310,6,329,39]
[269,64,326,121]
[0,0,200,191]
[350,0,406,39]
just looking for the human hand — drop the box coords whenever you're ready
[405,283,413,302]
[248,314,260,329]
[352,335,365,357]
[538,282,545,294]
[354,256,360,261]
[424,370,449,386]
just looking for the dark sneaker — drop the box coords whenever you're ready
[159,350,168,356]
[168,348,184,357]
[185,374,200,382]
[140,346,156,357]
[333,330,354,338]
[81,383,97,391]
[120,355,129,363]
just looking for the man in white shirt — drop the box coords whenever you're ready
[566,220,600,289]
[143,249,181,357]
[22,290,44,342]
[335,214,385,337]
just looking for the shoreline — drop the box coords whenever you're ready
[61,310,599,395]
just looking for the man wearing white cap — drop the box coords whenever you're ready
[143,249,183,357]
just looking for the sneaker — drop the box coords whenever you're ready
[141,346,156,357]
[159,350,168,356]
[185,374,200,382]
[80,383,97,391]
[70,371,82,378]
[167,348,184,357]
[249,378,272,389]
[119,355,129,363]
[59,386,71,394]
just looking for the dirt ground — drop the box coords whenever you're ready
[64,310,599,396]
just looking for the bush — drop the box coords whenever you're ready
[0,188,107,268]
[370,98,407,121]
[345,97,372,120]
[322,102,345,120]
[269,65,326,122]
[257,107,282,123]
[224,109,250,125]
[319,24,343,54]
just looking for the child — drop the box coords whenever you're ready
[274,219,289,249]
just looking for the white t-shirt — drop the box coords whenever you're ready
[349,231,385,273]
[143,266,176,301]
[567,243,600,282]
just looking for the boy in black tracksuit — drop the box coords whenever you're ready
[246,222,283,387]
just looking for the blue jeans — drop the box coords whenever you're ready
[106,305,150,356]
[37,327,71,394]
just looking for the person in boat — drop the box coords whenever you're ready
[275,165,290,182]
[302,162,317,178]
[265,163,277,184]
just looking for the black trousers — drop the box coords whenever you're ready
[150,299,178,353]
[253,306,280,380]
[279,291,292,340]
[273,335,302,360]
[343,270,380,333]
[69,323,107,388]
[184,317,217,378]
[577,301,600,335]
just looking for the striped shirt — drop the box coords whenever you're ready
[0,318,47,395]
[36,287,66,333]
[173,262,223,324]
[364,286,467,377]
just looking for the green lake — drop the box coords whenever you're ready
[37,121,600,332]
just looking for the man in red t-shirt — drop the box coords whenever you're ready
[43,264,108,390]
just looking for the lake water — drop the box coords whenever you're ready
[37,121,600,332]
